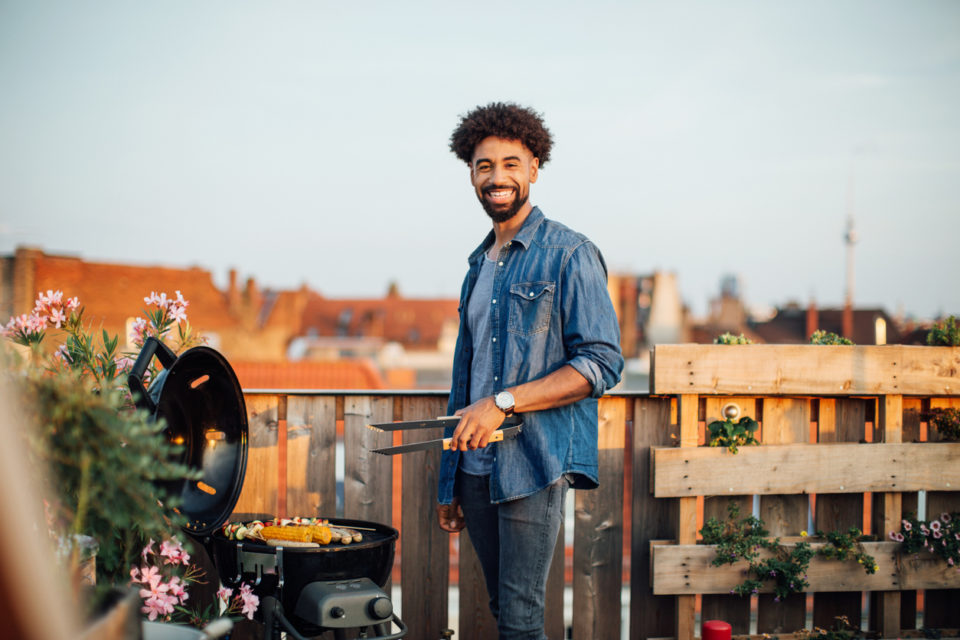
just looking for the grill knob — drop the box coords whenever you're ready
[330,606,345,619]
[368,596,392,620]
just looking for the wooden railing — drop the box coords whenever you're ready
[232,344,960,640]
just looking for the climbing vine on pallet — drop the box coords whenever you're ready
[700,502,877,600]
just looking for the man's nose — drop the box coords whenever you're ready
[490,164,507,183]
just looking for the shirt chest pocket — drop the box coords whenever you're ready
[507,281,555,336]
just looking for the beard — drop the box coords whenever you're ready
[479,186,528,223]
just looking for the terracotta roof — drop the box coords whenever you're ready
[230,360,385,390]
[301,293,458,350]
[26,252,235,332]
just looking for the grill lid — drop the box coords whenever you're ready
[129,337,248,536]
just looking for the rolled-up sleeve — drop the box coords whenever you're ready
[561,241,624,397]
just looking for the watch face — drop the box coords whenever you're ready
[496,391,514,411]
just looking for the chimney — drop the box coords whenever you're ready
[805,300,819,341]
[227,268,240,311]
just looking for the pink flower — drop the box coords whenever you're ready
[115,356,135,371]
[931,520,942,532]
[66,296,80,311]
[933,530,943,539]
[889,531,904,542]
[141,592,177,621]
[902,520,912,531]
[130,567,141,583]
[139,565,163,589]
[950,558,955,566]
[239,584,259,620]
[160,538,190,566]
[168,303,187,323]
[167,576,189,605]
[141,539,156,563]
[48,307,66,328]
[941,513,952,523]
[216,586,234,614]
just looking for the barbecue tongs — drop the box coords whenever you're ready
[367,415,523,455]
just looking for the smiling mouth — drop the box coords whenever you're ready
[484,187,515,203]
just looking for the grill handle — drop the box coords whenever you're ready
[127,336,178,413]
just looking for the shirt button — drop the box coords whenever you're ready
[494,376,499,381]
[492,299,497,304]
[498,261,504,266]
[492,337,496,342]
[529,292,534,297]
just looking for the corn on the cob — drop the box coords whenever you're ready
[260,525,312,543]
[309,525,333,544]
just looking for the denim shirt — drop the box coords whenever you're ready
[438,207,624,504]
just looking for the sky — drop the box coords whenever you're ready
[1,1,958,320]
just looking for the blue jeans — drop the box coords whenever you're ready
[457,469,568,640]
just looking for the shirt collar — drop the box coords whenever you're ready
[468,206,545,262]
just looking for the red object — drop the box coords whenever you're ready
[703,620,732,640]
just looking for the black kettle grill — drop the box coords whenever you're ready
[129,337,406,639]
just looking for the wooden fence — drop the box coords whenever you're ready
[230,344,960,639]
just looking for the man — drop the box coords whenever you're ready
[436,102,623,639]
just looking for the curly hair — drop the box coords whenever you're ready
[449,102,553,166]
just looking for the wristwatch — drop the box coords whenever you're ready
[494,390,515,416]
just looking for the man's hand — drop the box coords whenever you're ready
[437,499,465,532]
[449,396,506,451]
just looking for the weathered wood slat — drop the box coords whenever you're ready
[573,397,625,640]
[813,398,866,629]
[870,395,903,637]
[701,397,756,634]
[343,396,393,524]
[458,530,497,640]
[286,395,337,516]
[630,397,677,640]
[757,398,808,634]
[652,541,960,593]
[652,442,960,497]
[400,395,450,640]
[651,345,960,396]
[233,395,279,516]
[676,395,698,640]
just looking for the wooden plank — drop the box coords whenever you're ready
[677,395,698,640]
[869,395,903,637]
[573,398,625,640]
[651,345,960,396]
[458,530,497,640]
[702,397,756,634]
[343,396,393,524]
[813,398,866,630]
[285,395,337,516]
[651,540,960,593]
[630,397,678,640]
[758,398,808,634]
[652,442,960,497]
[400,395,450,640]
[924,397,960,629]
[896,397,922,629]
[232,394,279,517]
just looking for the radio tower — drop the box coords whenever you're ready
[842,171,857,339]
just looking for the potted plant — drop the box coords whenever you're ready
[1,289,247,637]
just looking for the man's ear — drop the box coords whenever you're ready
[530,157,540,184]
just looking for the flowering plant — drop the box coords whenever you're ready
[701,502,878,600]
[2,289,204,608]
[890,512,960,569]
[130,537,259,626]
[2,288,203,394]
